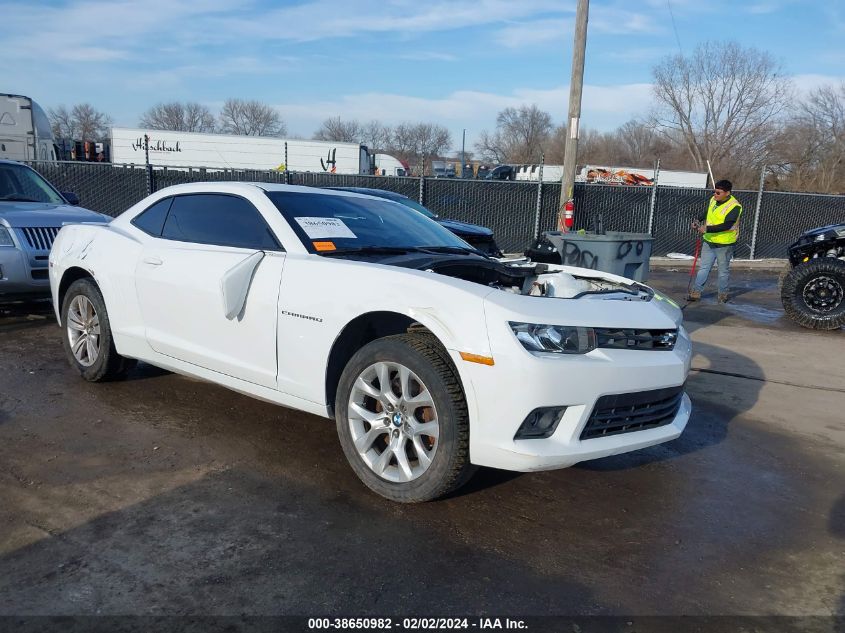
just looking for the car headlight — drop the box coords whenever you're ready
[0,227,14,247]
[509,322,597,354]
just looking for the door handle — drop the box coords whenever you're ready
[143,256,163,266]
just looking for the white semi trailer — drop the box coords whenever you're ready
[0,94,57,162]
[110,127,392,175]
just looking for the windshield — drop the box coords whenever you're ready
[392,195,437,219]
[267,191,470,254]
[0,163,65,204]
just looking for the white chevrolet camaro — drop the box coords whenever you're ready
[49,183,692,502]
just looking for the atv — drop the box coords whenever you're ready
[780,223,845,330]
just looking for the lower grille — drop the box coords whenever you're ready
[31,269,49,280]
[20,227,61,251]
[580,384,684,440]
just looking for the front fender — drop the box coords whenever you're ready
[49,223,143,339]
[275,255,494,405]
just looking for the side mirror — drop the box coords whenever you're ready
[62,192,80,206]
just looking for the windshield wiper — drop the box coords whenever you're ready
[416,245,496,259]
[319,245,493,259]
[0,195,42,202]
[318,246,416,257]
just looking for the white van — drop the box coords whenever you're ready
[373,153,408,176]
[0,94,56,162]
[515,164,564,182]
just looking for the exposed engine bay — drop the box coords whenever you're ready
[417,258,653,301]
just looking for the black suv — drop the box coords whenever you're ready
[780,223,845,330]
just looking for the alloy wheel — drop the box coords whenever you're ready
[67,295,101,366]
[802,275,844,314]
[347,361,439,483]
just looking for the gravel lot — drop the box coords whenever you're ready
[0,268,843,620]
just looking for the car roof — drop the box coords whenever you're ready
[325,187,409,201]
[148,181,394,199]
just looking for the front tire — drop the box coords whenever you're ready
[777,261,792,292]
[781,259,845,330]
[61,278,137,381]
[335,333,473,502]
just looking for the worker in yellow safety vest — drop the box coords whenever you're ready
[687,179,743,304]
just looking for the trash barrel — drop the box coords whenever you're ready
[541,231,654,282]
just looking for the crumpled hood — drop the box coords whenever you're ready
[436,218,494,237]
[0,201,110,228]
[483,264,684,330]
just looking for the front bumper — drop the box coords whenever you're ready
[456,324,692,472]
[0,247,50,297]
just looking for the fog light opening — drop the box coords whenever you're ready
[514,406,567,440]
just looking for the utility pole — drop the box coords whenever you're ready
[461,129,466,178]
[558,0,589,231]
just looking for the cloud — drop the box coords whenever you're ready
[126,56,300,90]
[272,83,655,146]
[0,0,574,67]
[202,0,570,43]
[0,0,240,62]
[496,19,572,48]
[792,74,845,94]
[590,8,661,35]
[58,47,132,62]
[399,52,459,62]
[745,1,792,14]
[604,47,667,64]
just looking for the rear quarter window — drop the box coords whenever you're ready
[131,197,173,237]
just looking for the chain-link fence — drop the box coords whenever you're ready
[26,161,149,218]
[753,191,845,259]
[423,178,540,253]
[23,160,845,259]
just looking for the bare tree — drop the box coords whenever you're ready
[652,41,791,183]
[361,120,391,152]
[771,83,845,193]
[383,122,451,174]
[387,123,417,159]
[616,119,662,165]
[413,123,452,174]
[139,102,216,132]
[48,103,112,139]
[48,105,75,139]
[475,129,509,164]
[576,128,621,166]
[313,117,362,142]
[475,104,553,164]
[218,98,287,136]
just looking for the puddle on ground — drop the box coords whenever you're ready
[724,302,785,324]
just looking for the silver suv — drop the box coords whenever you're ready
[0,160,109,299]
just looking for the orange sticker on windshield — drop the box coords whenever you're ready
[313,241,337,251]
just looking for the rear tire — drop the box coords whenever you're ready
[61,278,137,381]
[780,259,845,330]
[335,333,473,502]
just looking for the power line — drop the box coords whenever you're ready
[667,0,683,55]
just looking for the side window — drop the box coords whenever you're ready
[162,194,280,250]
[131,197,173,237]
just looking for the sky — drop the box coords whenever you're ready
[2,0,844,152]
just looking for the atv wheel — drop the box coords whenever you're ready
[777,261,792,292]
[780,258,845,330]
